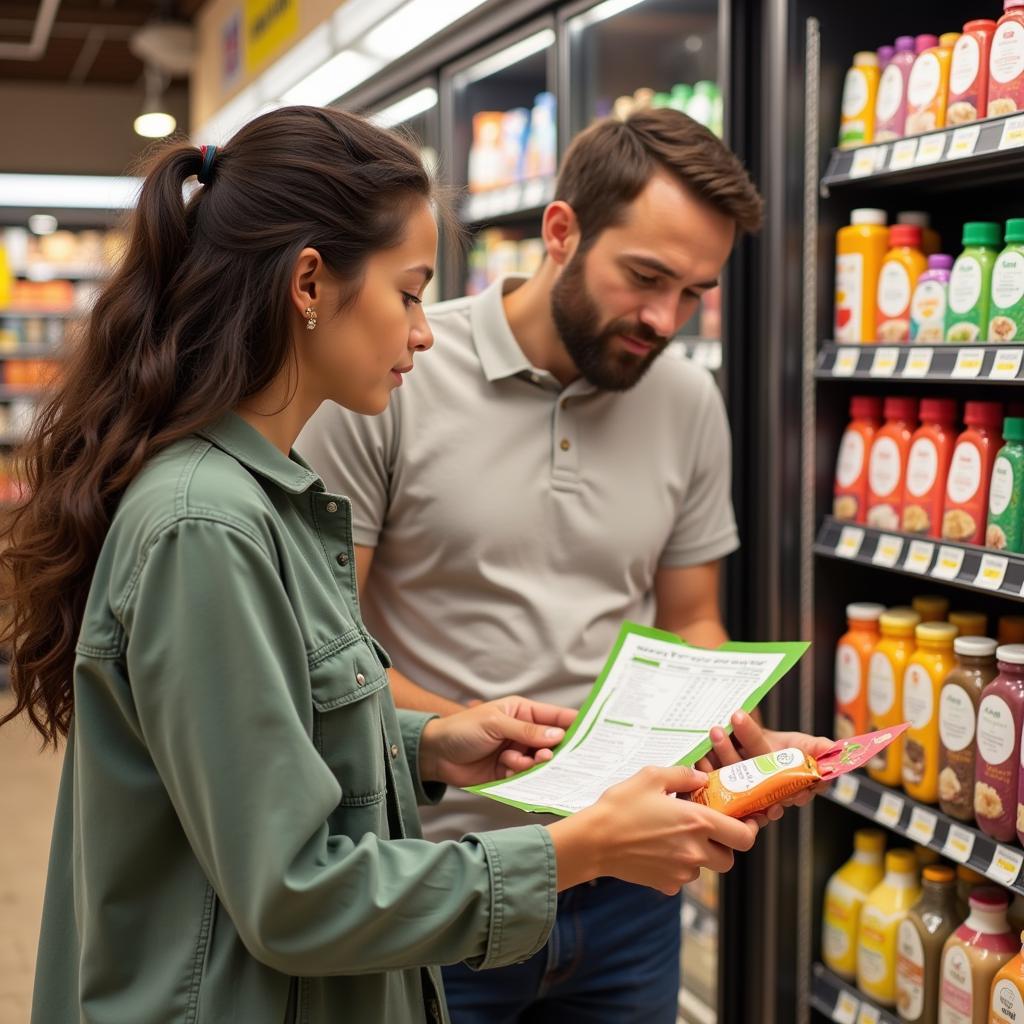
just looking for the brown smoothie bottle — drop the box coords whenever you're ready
[975,646,1024,843]
[939,637,999,822]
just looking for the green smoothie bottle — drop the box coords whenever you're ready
[946,221,1001,343]
[987,417,1024,553]
[989,219,1024,343]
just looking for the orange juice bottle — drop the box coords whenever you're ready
[877,225,928,343]
[840,51,881,148]
[905,33,959,135]
[902,621,959,803]
[836,209,890,343]
[990,931,1024,1023]
[836,603,886,739]
[869,608,922,786]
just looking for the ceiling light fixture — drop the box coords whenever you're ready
[134,65,176,138]
[370,87,439,128]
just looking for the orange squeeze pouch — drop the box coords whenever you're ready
[689,724,910,818]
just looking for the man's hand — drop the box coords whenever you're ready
[419,696,578,788]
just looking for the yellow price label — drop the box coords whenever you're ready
[850,147,879,178]
[976,554,1009,591]
[993,348,1024,379]
[890,138,918,169]
[989,846,1024,886]
[834,990,859,1024]
[915,134,946,164]
[833,775,859,805]
[933,545,965,581]
[943,825,975,863]
[903,348,933,377]
[953,349,984,377]
[948,124,981,159]
[833,347,860,377]
[875,792,903,828]
[872,535,904,568]
[907,808,937,844]
[855,1004,880,1024]
[869,347,899,377]
[906,541,934,574]
[1000,114,1024,149]
[837,527,865,559]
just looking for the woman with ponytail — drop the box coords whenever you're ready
[2,106,761,1024]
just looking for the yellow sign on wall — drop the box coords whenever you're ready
[244,0,299,74]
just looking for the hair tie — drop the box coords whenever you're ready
[197,145,218,185]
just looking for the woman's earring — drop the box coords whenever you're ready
[304,306,317,331]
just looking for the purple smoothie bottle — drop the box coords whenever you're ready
[876,36,918,141]
[878,44,895,68]
[910,254,954,342]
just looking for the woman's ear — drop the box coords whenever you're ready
[290,248,324,319]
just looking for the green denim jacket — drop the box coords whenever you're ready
[32,413,557,1024]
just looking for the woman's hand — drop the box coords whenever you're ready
[419,696,577,788]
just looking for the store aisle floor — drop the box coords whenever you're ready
[0,693,61,1024]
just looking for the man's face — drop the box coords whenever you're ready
[550,172,736,391]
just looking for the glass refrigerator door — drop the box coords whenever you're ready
[441,19,557,300]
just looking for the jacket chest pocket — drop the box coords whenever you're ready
[309,636,390,808]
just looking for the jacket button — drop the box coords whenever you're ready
[336,552,349,567]
[560,438,571,452]
[390,743,399,759]
[326,500,339,513]
[356,673,365,686]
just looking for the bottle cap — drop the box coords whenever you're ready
[964,400,1003,430]
[963,20,997,33]
[853,51,879,67]
[877,45,895,66]
[1006,218,1024,243]
[954,636,997,657]
[898,211,931,227]
[1006,0,1024,11]
[997,644,1024,665]
[963,221,1001,247]
[880,608,922,635]
[851,395,883,419]
[926,254,954,271]
[889,224,922,249]
[915,34,939,53]
[884,396,919,421]
[851,208,887,226]
[913,594,950,620]
[847,602,885,621]
[949,611,988,636]
[1004,416,1024,442]
[886,849,918,873]
[999,616,1024,644]
[924,865,956,884]
[895,35,916,52]
[958,865,987,884]
[970,886,1009,910]
[940,32,961,48]
[854,829,886,853]
[916,621,958,644]
[919,398,957,424]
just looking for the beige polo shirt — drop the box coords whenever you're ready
[297,275,739,840]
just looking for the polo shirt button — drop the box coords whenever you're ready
[560,438,571,452]
[326,500,339,513]
[336,552,349,567]
[356,673,365,686]
[390,743,400,758]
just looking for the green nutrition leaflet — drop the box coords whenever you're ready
[467,622,809,817]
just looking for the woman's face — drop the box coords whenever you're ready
[302,200,438,416]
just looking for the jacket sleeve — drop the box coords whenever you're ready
[123,516,556,977]
[396,709,447,807]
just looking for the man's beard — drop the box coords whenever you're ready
[550,250,671,392]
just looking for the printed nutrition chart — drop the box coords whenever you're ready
[469,623,808,817]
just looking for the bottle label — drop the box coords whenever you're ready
[992,977,1024,1022]
[991,21,1024,85]
[940,945,973,1020]
[823,887,857,961]
[878,261,913,318]
[717,748,803,794]
[868,653,896,715]
[842,66,870,116]
[896,919,926,1020]
[949,256,983,314]
[904,663,935,729]
[992,252,1024,310]
[835,253,864,343]
[951,34,981,95]
[946,441,982,504]
[991,456,1015,516]
[836,429,866,488]
[940,685,976,752]
[876,63,905,122]
[905,437,939,498]
[978,694,1015,766]
[908,52,942,107]
[911,279,948,342]
[835,643,862,705]
[869,435,903,499]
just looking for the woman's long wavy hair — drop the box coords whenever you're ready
[1,105,439,745]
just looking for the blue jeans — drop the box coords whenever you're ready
[442,878,681,1024]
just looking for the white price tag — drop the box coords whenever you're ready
[850,147,879,178]
[943,824,976,863]
[903,347,934,377]
[989,845,1024,887]
[855,1004,881,1024]
[875,791,904,828]
[915,134,946,164]
[837,526,865,559]
[873,534,904,568]
[933,545,965,581]
[906,541,935,574]
[907,807,938,845]
[1000,114,1024,149]
[992,348,1024,380]
[976,553,1009,591]
[953,347,985,378]
[832,774,860,805]
[869,347,900,377]
[890,138,918,170]
[948,124,981,159]
[832,347,860,377]
[834,990,860,1024]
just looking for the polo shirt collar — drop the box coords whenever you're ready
[470,275,542,383]
[198,411,322,495]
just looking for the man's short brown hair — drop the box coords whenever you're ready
[555,108,764,248]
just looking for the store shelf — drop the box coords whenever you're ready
[0,310,74,320]
[0,387,43,402]
[821,113,1024,195]
[810,962,900,1024]
[460,176,556,224]
[815,516,1024,604]
[0,347,63,360]
[12,262,107,282]
[816,343,1024,384]
[823,771,1024,895]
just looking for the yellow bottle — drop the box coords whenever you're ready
[835,209,890,344]
[950,611,988,638]
[914,594,951,623]
[822,829,887,980]
[902,621,959,803]
[858,849,923,1006]
[869,608,922,786]
[840,51,881,149]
